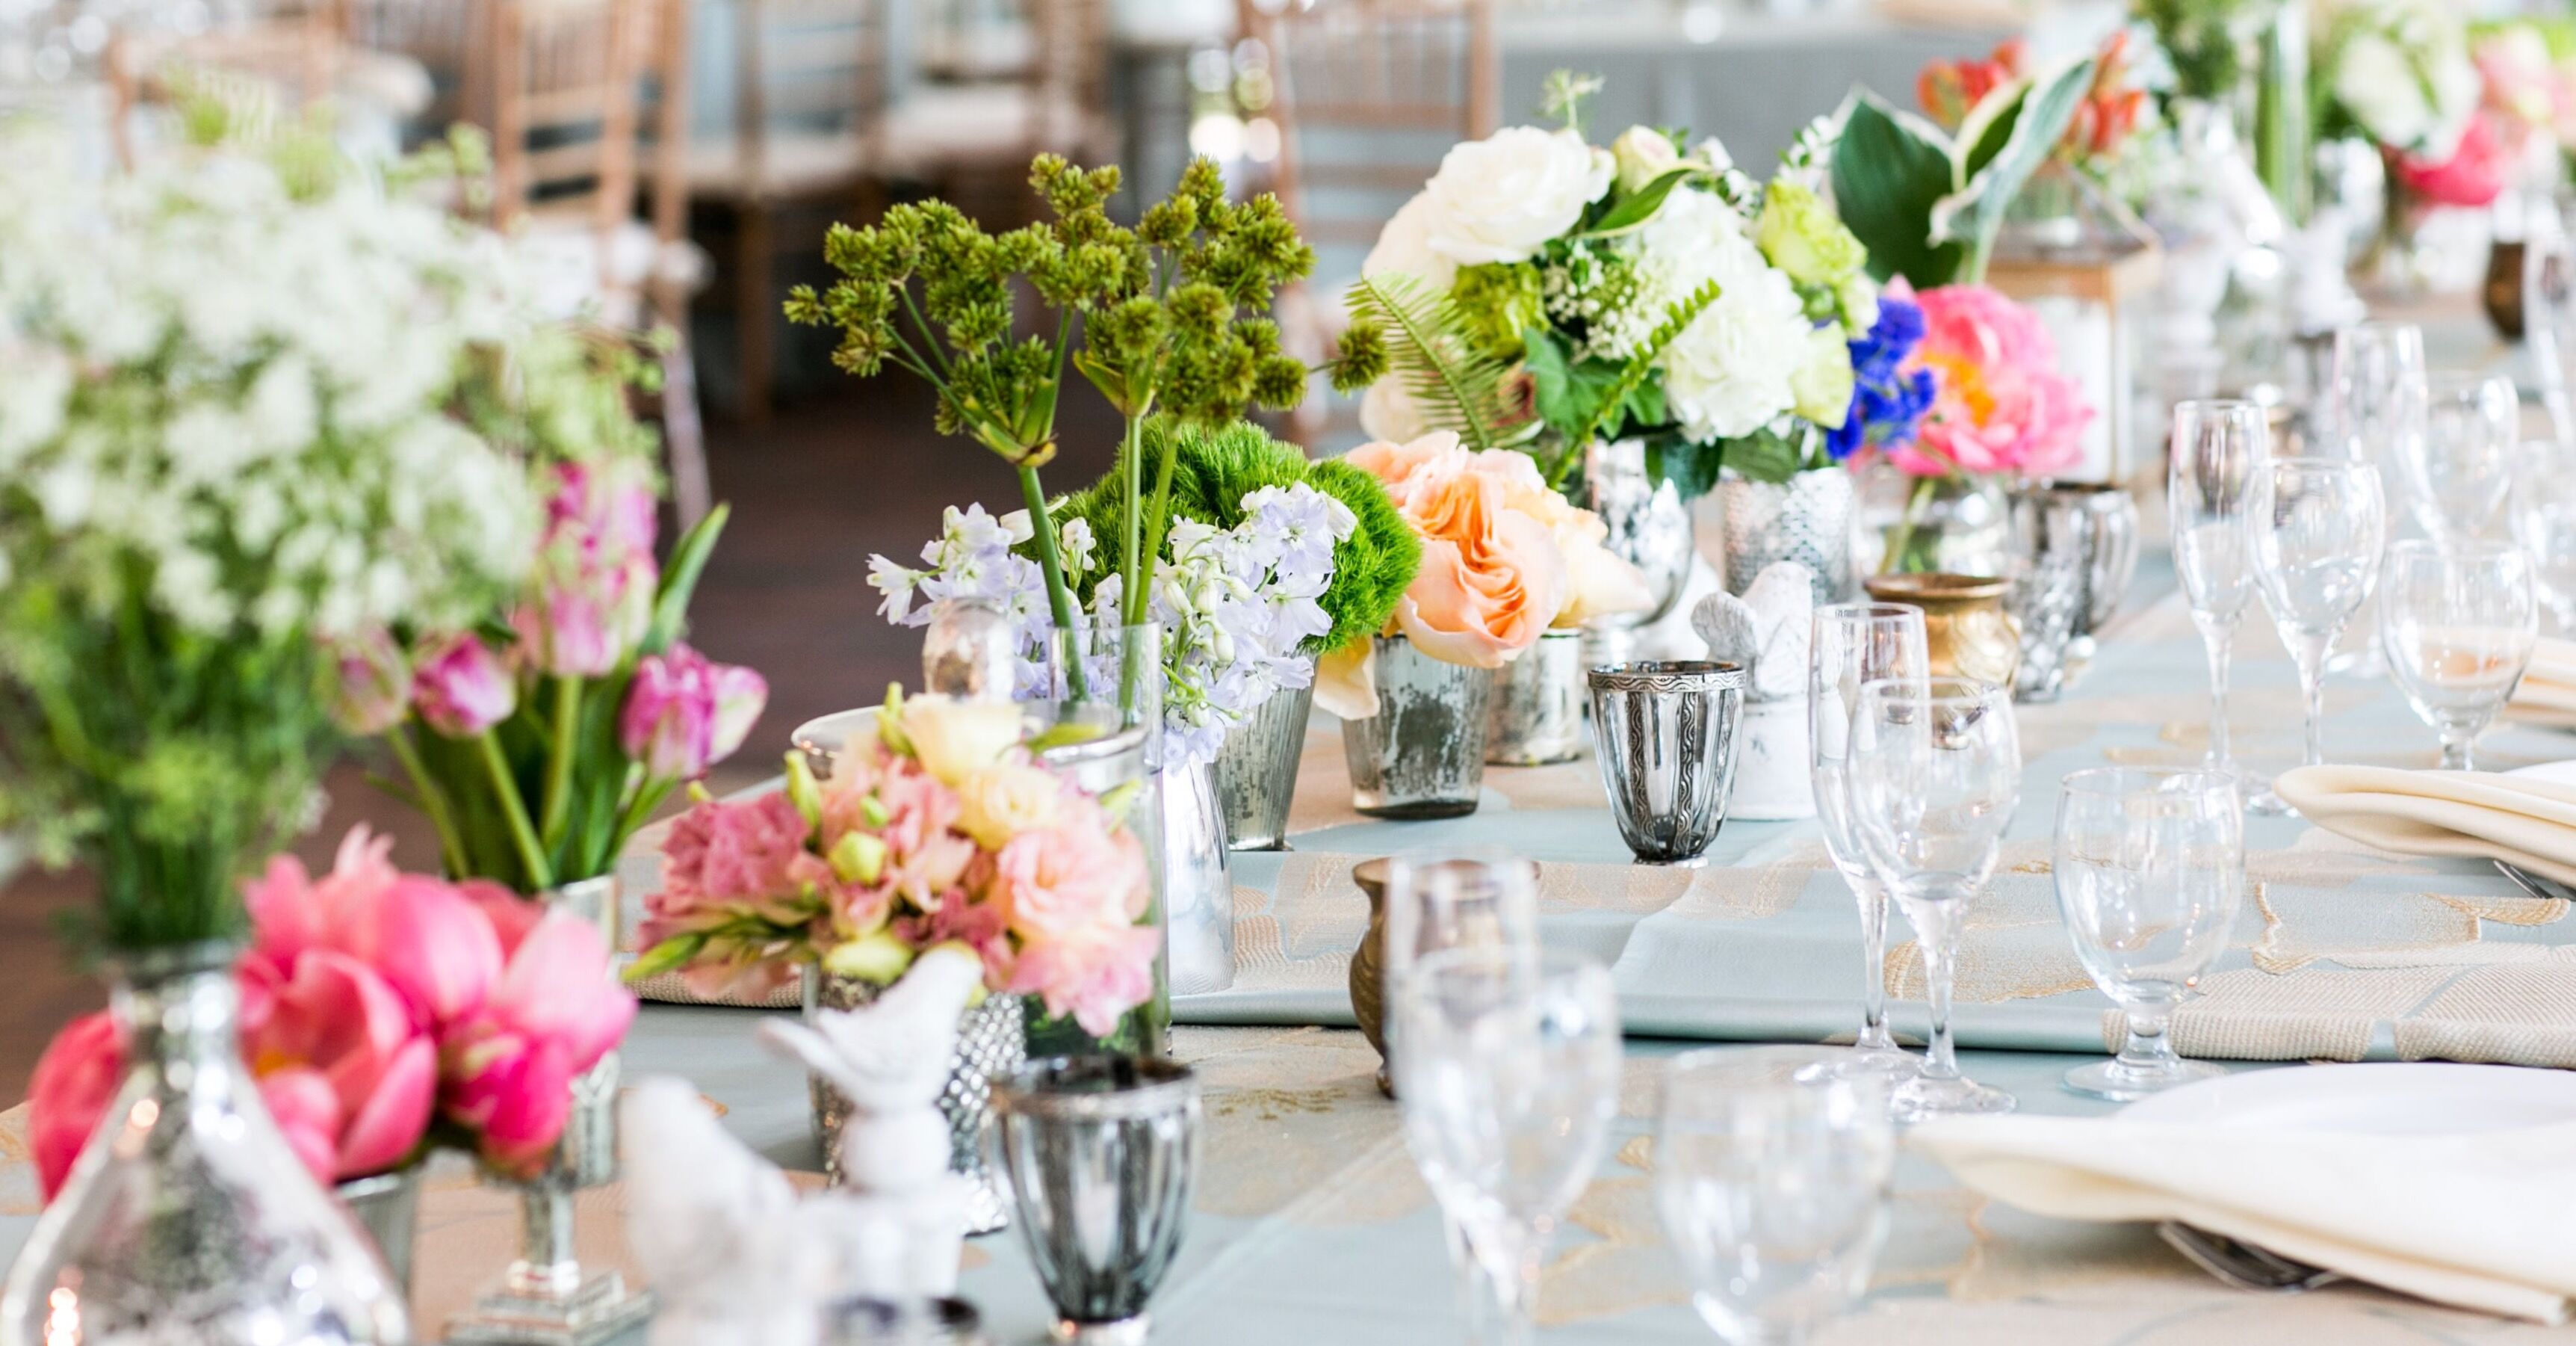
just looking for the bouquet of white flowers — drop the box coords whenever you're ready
[0,131,635,948]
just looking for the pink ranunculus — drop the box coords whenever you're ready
[29,1011,123,1200]
[619,643,770,782]
[1009,926,1162,1037]
[991,817,1150,942]
[439,909,635,1176]
[412,632,517,737]
[1891,281,2093,480]
[326,630,410,735]
[2394,114,2509,209]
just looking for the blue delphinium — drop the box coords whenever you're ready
[1825,295,1937,463]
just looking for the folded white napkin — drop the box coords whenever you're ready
[1912,1115,2576,1322]
[2507,637,2576,729]
[2272,765,2576,888]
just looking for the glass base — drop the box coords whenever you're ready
[445,1269,656,1345]
[2062,1056,2229,1102]
[1890,1073,2016,1125]
[2247,785,2297,817]
[1053,1315,1151,1346]
[1808,1044,1920,1083]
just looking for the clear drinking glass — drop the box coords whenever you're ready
[2403,372,2516,540]
[1381,849,1542,990]
[1655,1052,1895,1346]
[2168,399,2271,784]
[2379,540,2539,770]
[1844,677,2022,1123]
[2250,457,2387,815]
[1807,603,1931,1081]
[2323,323,2423,679]
[1393,946,1623,1346]
[2509,439,2576,634]
[2051,768,2246,1101]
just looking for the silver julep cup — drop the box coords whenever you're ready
[1486,629,1586,765]
[2022,481,2141,681]
[1214,679,1311,850]
[2004,488,2095,704]
[991,1056,1202,1346]
[1342,635,1496,818]
[1588,661,1748,865]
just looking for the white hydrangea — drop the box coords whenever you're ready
[1631,186,1810,443]
[0,133,567,642]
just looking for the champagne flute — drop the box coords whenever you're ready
[2323,323,2421,679]
[1808,603,1930,1081]
[2379,540,2539,770]
[1393,947,1621,1346]
[2402,373,2515,540]
[1845,677,2021,1123]
[2509,439,2576,634]
[2168,400,2270,785]
[2052,768,2245,1101]
[2250,457,2387,815]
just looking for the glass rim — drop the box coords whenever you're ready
[2427,368,2515,392]
[1660,1049,1892,1123]
[1855,674,2004,706]
[2338,318,2424,342]
[2056,765,2240,799]
[1383,845,1540,886]
[1814,601,1925,626]
[1403,945,1608,997]
[2170,396,2266,416]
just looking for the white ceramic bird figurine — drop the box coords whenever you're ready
[1738,562,1816,704]
[622,1078,844,1346]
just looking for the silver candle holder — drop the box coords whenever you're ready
[1588,661,1747,866]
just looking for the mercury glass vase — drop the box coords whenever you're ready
[807,968,1030,1235]
[1718,466,1857,604]
[0,941,412,1345]
[1342,635,1496,818]
[1213,679,1312,851]
[1577,437,1695,667]
[1486,629,1585,765]
[447,874,653,1346]
[1027,698,1171,1059]
[337,1170,422,1298]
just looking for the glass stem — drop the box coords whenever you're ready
[2294,631,2334,769]
[1855,876,1896,1052]
[2196,616,2235,772]
[505,1182,581,1299]
[1457,1220,1537,1346]
[1909,895,1964,1082]
[2117,1008,2182,1075]
[2440,728,2474,771]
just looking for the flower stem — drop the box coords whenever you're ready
[1018,465,1086,700]
[539,676,580,855]
[477,729,554,892]
[1880,474,1940,575]
[388,726,469,879]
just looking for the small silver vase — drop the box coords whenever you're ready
[1159,754,1234,996]
[1589,661,1748,865]
[1213,680,1311,851]
[1341,635,1496,818]
[337,1170,421,1297]
[807,968,1028,1235]
[1718,466,1856,605]
[1486,630,1585,765]
[0,942,412,1345]
[1579,438,1695,667]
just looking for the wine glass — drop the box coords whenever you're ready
[2051,768,2245,1101]
[1393,946,1621,1346]
[2323,323,2422,678]
[1808,603,1931,1081]
[2402,373,2515,540]
[2250,457,2386,815]
[2167,399,2270,785]
[1655,1051,1895,1346]
[2525,203,2576,448]
[1844,677,2021,1123]
[2509,439,2576,634]
[2379,540,2539,770]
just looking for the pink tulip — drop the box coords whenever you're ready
[326,631,410,735]
[413,633,517,737]
[619,643,769,781]
[29,1011,123,1200]
[513,462,662,678]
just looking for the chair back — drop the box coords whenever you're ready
[107,2,353,163]
[344,0,483,129]
[731,0,891,192]
[488,0,650,244]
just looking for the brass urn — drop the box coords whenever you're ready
[1349,857,1393,1097]
[1863,572,2020,688]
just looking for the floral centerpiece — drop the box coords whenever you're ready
[628,686,1157,1037]
[1920,33,2155,217]
[30,828,634,1194]
[2317,0,2486,200]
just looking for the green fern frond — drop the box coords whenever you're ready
[1342,273,1532,453]
[1583,278,1721,449]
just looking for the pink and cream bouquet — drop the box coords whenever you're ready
[1316,430,1651,718]
[628,688,1158,1037]
[28,828,636,1195]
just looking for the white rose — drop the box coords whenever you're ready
[896,694,1024,786]
[1610,125,1682,194]
[1361,191,1458,291]
[955,763,1065,850]
[1359,378,1431,443]
[1632,188,1810,442]
[1421,126,1613,266]
[2336,33,2436,150]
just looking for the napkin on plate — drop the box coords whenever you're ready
[2507,638,2576,729]
[2271,765,2576,888]
[1912,1115,2576,1321]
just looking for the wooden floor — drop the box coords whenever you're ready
[0,377,1129,1102]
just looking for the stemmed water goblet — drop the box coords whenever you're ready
[1393,946,1622,1346]
[2168,399,2270,785]
[2323,323,2423,679]
[1807,603,1930,1081]
[2379,540,2539,770]
[2051,768,2245,1101]
[2250,457,2387,815]
[2403,373,2516,540]
[2509,439,2576,634]
[1845,677,2021,1123]
[1655,1052,1895,1346]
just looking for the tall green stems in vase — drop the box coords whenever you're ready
[790,155,1387,720]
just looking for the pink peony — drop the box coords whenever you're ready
[619,643,768,781]
[412,632,517,737]
[991,815,1150,942]
[2393,114,2508,209]
[244,827,504,1030]
[439,910,636,1176]
[28,1012,123,1200]
[1010,927,1163,1037]
[239,950,441,1179]
[1889,281,2092,480]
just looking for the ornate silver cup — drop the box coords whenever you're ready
[1718,466,1857,605]
[2016,481,2141,682]
[1342,635,1496,818]
[1486,629,1586,765]
[991,1056,1202,1346]
[1588,661,1747,865]
[807,968,1029,1235]
[2004,487,2105,703]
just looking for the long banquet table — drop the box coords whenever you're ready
[4,543,2574,1344]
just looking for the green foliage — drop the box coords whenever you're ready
[1449,263,1545,359]
[1524,327,1662,453]
[1343,272,1539,453]
[2140,0,2248,100]
[1541,69,1606,132]
[1047,419,1419,655]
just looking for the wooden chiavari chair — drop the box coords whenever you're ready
[106,0,353,164]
